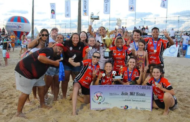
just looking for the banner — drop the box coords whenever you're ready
[65,0,71,18]
[185,45,190,58]
[128,0,136,12]
[50,3,56,19]
[160,0,168,9]
[163,45,179,57]
[90,85,152,111]
[103,0,110,14]
[83,0,89,16]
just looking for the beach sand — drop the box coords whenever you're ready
[0,48,190,122]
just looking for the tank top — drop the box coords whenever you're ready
[136,51,145,68]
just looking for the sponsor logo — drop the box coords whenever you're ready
[6,23,24,30]
[92,92,105,104]
[150,56,156,59]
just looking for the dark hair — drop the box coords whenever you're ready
[147,64,156,73]
[151,27,159,32]
[70,33,80,42]
[152,65,164,74]
[93,51,101,56]
[104,61,113,66]
[40,28,49,35]
[80,31,88,43]
[133,29,142,36]
[127,57,136,65]
[139,39,145,45]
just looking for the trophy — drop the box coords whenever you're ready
[90,12,99,20]
[103,31,112,59]
[113,66,124,80]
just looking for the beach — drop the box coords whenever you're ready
[0,48,190,122]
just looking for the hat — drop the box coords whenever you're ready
[51,27,58,32]
[55,43,64,49]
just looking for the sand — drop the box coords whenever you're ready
[0,48,190,122]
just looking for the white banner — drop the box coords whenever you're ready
[50,3,56,19]
[83,0,89,16]
[65,0,71,18]
[160,0,168,9]
[128,0,136,12]
[163,45,179,57]
[103,0,110,14]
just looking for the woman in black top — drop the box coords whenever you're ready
[62,33,85,98]
[0,31,10,66]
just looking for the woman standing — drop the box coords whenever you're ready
[62,33,85,99]
[109,36,132,73]
[80,31,88,46]
[146,66,177,115]
[83,37,97,60]
[20,32,28,55]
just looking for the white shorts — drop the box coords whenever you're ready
[15,71,45,94]
[2,50,7,58]
[22,44,27,48]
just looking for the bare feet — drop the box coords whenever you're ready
[25,101,33,106]
[39,104,52,109]
[163,110,169,115]
[15,113,27,119]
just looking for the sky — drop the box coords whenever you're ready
[0,0,190,34]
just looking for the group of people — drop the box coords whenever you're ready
[0,23,179,118]
[0,28,29,66]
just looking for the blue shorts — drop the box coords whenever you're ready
[45,67,59,76]
[183,45,187,50]
[64,65,81,72]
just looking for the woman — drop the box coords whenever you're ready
[0,30,10,66]
[146,66,177,115]
[83,36,97,60]
[80,31,88,46]
[95,61,114,85]
[68,51,100,115]
[142,64,155,85]
[118,57,143,85]
[20,32,28,55]
[44,34,64,101]
[62,33,85,99]
[109,36,132,73]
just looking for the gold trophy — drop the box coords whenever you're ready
[103,30,112,58]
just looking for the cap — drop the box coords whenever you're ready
[55,43,64,49]
[51,27,58,32]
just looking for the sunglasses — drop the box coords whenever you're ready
[41,34,48,37]
[93,55,100,59]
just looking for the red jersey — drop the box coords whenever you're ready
[144,38,169,65]
[100,72,113,85]
[120,67,139,83]
[82,46,89,58]
[112,38,128,46]
[147,77,172,102]
[109,46,131,72]
[75,59,100,88]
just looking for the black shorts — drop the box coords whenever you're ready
[155,96,177,110]
[73,79,90,95]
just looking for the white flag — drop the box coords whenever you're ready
[103,0,110,14]
[128,0,136,12]
[160,0,168,9]
[65,0,71,18]
[50,3,56,19]
[83,0,89,16]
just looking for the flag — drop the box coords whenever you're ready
[83,0,89,16]
[59,54,65,82]
[65,0,71,18]
[103,0,110,14]
[160,0,168,9]
[50,3,56,19]
[128,0,136,12]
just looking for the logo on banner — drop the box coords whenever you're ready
[92,92,105,104]
[129,6,134,11]
[169,46,177,54]
[104,0,109,3]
